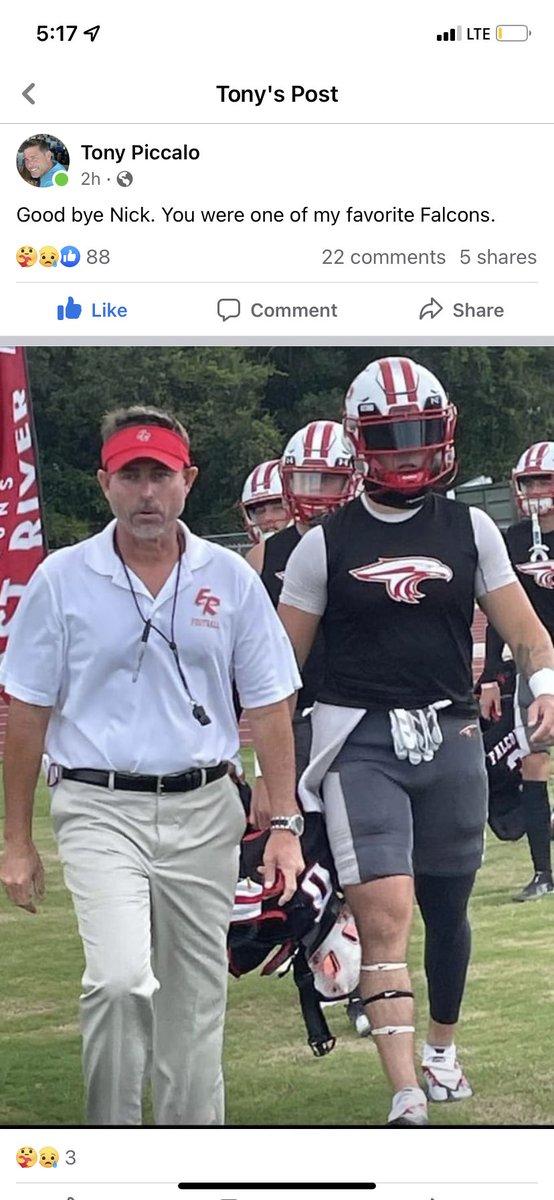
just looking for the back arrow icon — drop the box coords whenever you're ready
[419,297,443,320]
[22,83,36,105]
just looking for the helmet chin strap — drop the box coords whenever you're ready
[363,481,428,509]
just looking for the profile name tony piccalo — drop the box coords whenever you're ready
[80,144,200,162]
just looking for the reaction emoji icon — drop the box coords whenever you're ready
[60,245,81,267]
[39,246,60,268]
[16,246,37,268]
[39,1146,59,1168]
[16,1147,38,1169]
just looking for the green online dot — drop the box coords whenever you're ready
[54,173,69,187]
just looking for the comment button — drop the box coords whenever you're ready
[217,298,241,322]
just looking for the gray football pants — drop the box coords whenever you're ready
[50,775,246,1126]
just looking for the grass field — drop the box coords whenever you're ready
[2,773,554,1127]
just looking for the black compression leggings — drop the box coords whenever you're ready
[414,872,476,1027]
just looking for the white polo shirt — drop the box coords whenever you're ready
[0,519,301,774]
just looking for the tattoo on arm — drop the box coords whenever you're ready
[514,641,554,681]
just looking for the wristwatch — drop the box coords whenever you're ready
[269,813,305,837]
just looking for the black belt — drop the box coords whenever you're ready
[58,761,228,794]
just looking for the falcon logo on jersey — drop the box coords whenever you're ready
[349,556,453,604]
[516,561,554,589]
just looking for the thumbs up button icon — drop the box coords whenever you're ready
[60,245,81,267]
[57,296,82,321]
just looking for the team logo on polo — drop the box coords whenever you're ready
[191,587,221,628]
[194,587,220,616]
[349,556,453,604]
[517,561,554,589]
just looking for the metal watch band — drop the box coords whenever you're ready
[269,813,304,835]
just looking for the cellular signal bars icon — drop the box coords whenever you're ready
[436,26,462,41]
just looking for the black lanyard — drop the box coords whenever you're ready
[113,530,211,727]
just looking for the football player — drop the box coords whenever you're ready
[277,357,554,1126]
[247,420,360,777]
[480,442,554,900]
[240,458,290,545]
[246,421,368,1034]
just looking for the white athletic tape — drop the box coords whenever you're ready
[371,1025,415,1036]
[361,962,407,972]
[529,668,554,699]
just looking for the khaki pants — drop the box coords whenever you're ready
[50,774,246,1126]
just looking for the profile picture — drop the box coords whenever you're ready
[16,133,70,188]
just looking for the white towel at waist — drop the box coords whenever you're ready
[298,701,366,812]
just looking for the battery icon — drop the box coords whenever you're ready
[496,25,529,40]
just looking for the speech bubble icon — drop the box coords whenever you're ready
[217,297,241,321]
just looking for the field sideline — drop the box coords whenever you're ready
[1,773,554,1127]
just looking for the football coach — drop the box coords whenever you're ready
[0,405,304,1127]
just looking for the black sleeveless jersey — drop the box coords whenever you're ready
[261,523,325,711]
[320,493,478,714]
[505,519,554,640]
[262,524,301,607]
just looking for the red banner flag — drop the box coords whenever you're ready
[0,348,47,672]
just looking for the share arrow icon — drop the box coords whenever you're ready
[419,297,443,320]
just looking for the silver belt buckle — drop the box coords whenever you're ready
[156,775,165,795]
[107,771,116,791]
[46,762,61,787]
[199,768,207,788]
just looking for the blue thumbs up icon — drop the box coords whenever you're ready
[60,245,81,267]
[57,296,82,321]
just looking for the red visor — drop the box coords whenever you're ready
[101,425,190,473]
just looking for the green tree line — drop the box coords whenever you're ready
[26,346,554,546]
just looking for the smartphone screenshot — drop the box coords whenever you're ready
[1,3,553,1198]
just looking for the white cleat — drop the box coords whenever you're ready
[423,1056,473,1103]
[387,1086,429,1126]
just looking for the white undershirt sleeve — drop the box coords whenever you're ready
[471,507,517,599]
[279,526,328,616]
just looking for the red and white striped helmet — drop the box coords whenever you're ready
[343,356,457,497]
[240,459,289,544]
[280,420,359,524]
[513,442,554,516]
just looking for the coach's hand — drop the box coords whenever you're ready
[528,694,554,745]
[262,830,305,905]
[0,842,45,914]
[479,682,501,722]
